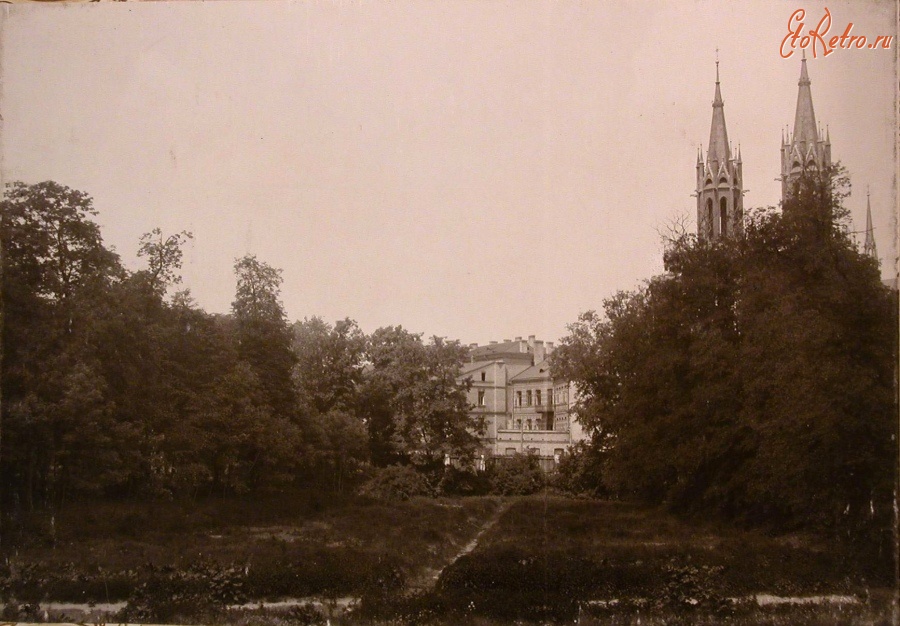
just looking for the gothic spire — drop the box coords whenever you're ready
[707,59,730,173]
[792,53,818,156]
[864,188,877,260]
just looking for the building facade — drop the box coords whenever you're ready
[459,336,587,468]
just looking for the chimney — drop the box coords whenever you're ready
[528,335,536,349]
[515,336,522,341]
[489,341,498,345]
[469,343,478,349]
[534,340,545,363]
[504,339,511,343]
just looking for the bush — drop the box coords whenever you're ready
[437,466,491,496]
[488,453,545,496]
[552,441,608,497]
[358,464,434,501]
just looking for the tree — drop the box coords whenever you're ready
[231,255,298,420]
[291,317,366,415]
[137,227,193,296]
[361,327,480,466]
[1,182,129,507]
[553,166,897,535]
[2,181,121,308]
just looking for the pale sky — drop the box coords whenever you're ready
[3,0,896,345]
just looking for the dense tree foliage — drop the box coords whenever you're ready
[1,181,486,506]
[361,327,480,466]
[553,168,897,535]
[231,255,298,422]
[291,317,366,415]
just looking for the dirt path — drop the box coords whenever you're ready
[409,499,511,592]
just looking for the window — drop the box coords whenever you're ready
[526,420,532,430]
[516,419,522,429]
[554,448,564,457]
[526,390,532,406]
[516,391,522,407]
[481,372,486,382]
[535,390,542,406]
[720,197,728,237]
[706,199,714,237]
[477,390,485,407]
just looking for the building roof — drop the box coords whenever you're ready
[510,359,553,383]
[470,340,532,363]
[459,361,493,376]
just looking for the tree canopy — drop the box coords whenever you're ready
[1,181,486,504]
[553,167,897,534]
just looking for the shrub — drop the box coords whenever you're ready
[358,464,434,501]
[437,466,491,496]
[488,453,545,496]
[552,441,608,497]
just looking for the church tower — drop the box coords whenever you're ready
[781,53,832,200]
[696,61,743,241]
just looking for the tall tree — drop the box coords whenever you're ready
[231,255,298,421]
[361,327,479,466]
[1,182,129,506]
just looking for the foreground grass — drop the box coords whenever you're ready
[1,491,500,618]
[2,493,895,624]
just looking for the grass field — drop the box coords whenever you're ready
[1,492,895,624]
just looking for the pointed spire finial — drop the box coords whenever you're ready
[715,47,720,83]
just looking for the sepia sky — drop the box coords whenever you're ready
[2,0,896,345]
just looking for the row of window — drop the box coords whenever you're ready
[515,389,550,407]
[475,383,569,409]
[507,417,554,430]
[504,447,566,458]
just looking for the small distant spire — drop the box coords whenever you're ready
[864,187,877,259]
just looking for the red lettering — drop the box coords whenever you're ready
[808,8,833,57]
[780,9,806,58]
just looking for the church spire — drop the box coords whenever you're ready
[864,188,877,260]
[781,54,832,200]
[696,57,743,241]
[707,56,730,173]
[792,52,818,157]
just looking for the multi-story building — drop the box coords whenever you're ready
[459,336,587,469]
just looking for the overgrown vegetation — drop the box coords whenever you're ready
[353,496,895,625]
[1,496,894,624]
